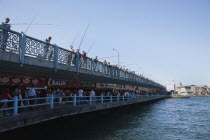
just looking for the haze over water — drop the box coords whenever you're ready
[2,97,210,140]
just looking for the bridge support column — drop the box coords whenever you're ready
[53,45,58,69]
[20,32,26,65]
[91,59,95,75]
[13,96,18,116]
[101,95,104,103]
[76,53,80,73]
[50,94,54,109]
[103,64,105,77]
[89,96,92,104]
[73,94,77,106]
[110,95,112,103]
[111,67,113,79]
[117,68,120,80]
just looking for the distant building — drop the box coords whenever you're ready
[181,86,193,95]
[190,85,199,95]
[176,86,193,95]
[176,85,209,96]
[196,85,208,95]
[207,87,210,94]
[166,80,175,94]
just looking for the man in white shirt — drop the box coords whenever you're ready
[90,89,95,96]
[90,89,95,103]
[78,89,83,96]
[124,91,128,97]
[28,85,36,107]
[28,86,36,97]
[69,45,75,52]
[124,91,129,101]
[78,89,83,105]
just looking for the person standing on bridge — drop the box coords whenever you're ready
[12,87,20,98]
[68,45,76,66]
[69,45,75,52]
[0,89,13,116]
[78,89,83,105]
[90,89,95,103]
[43,36,52,59]
[28,85,36,108]
[0,18,11,51]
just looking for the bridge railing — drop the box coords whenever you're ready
[104,65,111,75]
[0,27,21,53]
[0,94,167,116]
[79,55,92,70]
[57,47,76,66]
[0,27,165,89]
[25,35,55,61]
[94,60,104,73]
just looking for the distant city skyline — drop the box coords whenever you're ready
[1,0,210,85]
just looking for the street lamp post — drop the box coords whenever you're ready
[113,48,119,67]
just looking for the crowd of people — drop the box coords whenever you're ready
[0,85,152,116]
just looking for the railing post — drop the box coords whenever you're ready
[103,64,105,76]
[13,96,18,116]
[111,67,114,79]
[91,59,95,75]
[101,95,104,103]
[73,94,77,106]
[76,53,80,73]
[50,94,54,109]
[54,45,58,69]
[20,32,26,65]
[90,95,92,104]
[117,68,120,80]
[110,95,112,103]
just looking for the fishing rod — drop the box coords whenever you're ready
[98,56,118,60]
[12,23,56,26]
[78,24,90,51]
[25,16,36,33]
[87,41,95,54]
[71,33,79,46]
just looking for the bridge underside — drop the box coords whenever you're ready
[0,51,158,88]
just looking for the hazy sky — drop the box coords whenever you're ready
[1,0,210,86]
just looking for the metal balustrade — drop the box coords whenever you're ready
[94,61,104,73]
[104,65,111,75]
[80,55,92,70]
[0,27,165,89]
[0,28,21,53]
[58,47,76,65]
[25,35,55,60]
[0,94,168,116]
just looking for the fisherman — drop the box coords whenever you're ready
[75,49,80,53]
[94,56,98,61]
[0,18,11,50]
[69,45,75,52]
[81,51,87,57]
[43,36,52,59]
[68,45,76,65]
